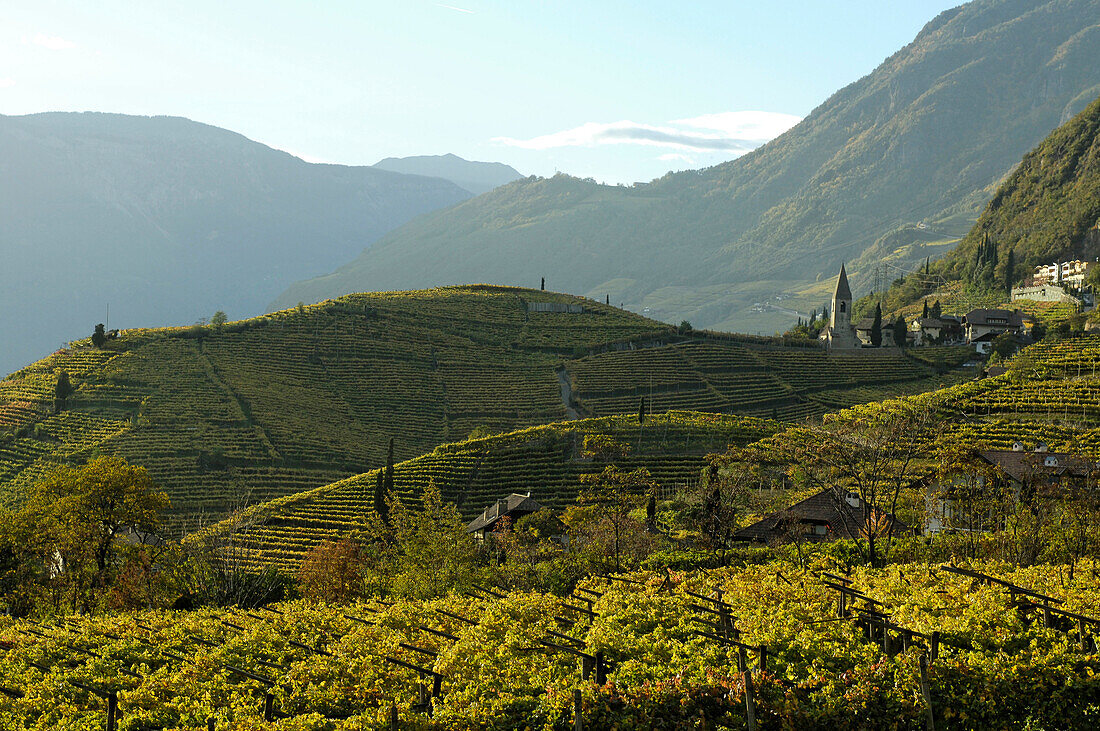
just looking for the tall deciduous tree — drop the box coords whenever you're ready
[735,403,940,567]
[388,481,480,598]
[23,456,169,610]
[572,465,656,572]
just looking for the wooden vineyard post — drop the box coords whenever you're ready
[837,590,847,619]
[758,645,767,674]
[106,692,118,731]
[930,631,940,663]
[263,692,275,722]
[594,651,607,685]
[207,718,216,731]
[390,701,399,731]
[918,653,935,731]
[574,688,583,731]
[738,646,756,731]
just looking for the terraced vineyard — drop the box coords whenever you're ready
[0,285,971,528]
[803,335,1100,459]
[0,287,668,526]
[566,341,968,421]
[210,412,779,569]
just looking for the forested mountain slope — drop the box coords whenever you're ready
[277,0,1100,334]
[0,113,471,375]
[877,93,1100,312]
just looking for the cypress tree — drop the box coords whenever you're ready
[91,323,107,349]
[383,438,395,504]
[1005,250,1016,293]
[638,396,647,425]
[931,300,942,319]
[893,316,907,348]
[924,257,930,275]
[54,370,72,414]
[646,492,657,532]
[922,300,929,319]
[870,304,882,347]
[540,277,545,291]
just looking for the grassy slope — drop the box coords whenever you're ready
[217,334,1100,570]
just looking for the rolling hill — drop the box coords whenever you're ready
[373,153,522,195]
[276,0,1100,334]
[0,112,472,376]
[212,332,1100,569]
[0,286,964,528]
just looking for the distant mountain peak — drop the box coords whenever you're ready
[372,153,522,195]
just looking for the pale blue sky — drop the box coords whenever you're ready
[1,1,962,183]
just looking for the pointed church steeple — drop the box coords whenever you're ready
[823,264,857,349]
[834,264,852,302]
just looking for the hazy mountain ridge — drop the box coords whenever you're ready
[276,0,1100,332]
[0,112,472,375]
[873,92,1100,313]
[373,153,522,195]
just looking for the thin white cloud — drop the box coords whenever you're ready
[31,33,77,50]
[674,111,802,140]
[493,111,801,153]
[436,3,474,13]
[0,78,14,89]
[658,153,695,163]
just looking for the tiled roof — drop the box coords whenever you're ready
[979,450,1098,483]
[963,309,1023,328]
[734,487,905,543]
[466,493,543,533]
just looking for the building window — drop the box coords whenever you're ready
[839,302,846,313]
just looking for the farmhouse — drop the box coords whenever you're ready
[466,493,544,539]
[926,443,1099,534]
[734,487,906,544]
[963,308,1025,353]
